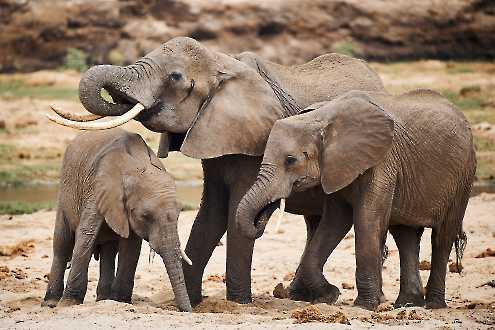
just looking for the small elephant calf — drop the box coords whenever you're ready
[237,90,475,310]
[43,128,192,311]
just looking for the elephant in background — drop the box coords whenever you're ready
[43,129,192,312]
[236,90,475,310]
[48,37,385,306]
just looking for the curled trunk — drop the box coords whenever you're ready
[236,164,279,240]
[79,61,156,116]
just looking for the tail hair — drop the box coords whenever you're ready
[454,230,467,273]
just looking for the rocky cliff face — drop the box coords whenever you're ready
[1,0,494,72]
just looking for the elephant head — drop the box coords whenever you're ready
[59,37,285,159]
[236,93,395,239]
[95,134,192,311]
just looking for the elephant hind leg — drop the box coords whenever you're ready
[43,208,74,307]
[390,224,425,308]
[425,185,470,309]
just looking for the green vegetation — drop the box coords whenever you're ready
[474,135,495,179]
[62,48,88,72]
[108,49,125,66]
[0,144,15,161]
[333,41,361,57]
[446,64,474,74]
[0,200,55,215]
[0,79,78,100]
[442,90,484,110]
[0,164,60,188]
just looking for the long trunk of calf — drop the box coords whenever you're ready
[236,165,278,239]
[160,231,192,312]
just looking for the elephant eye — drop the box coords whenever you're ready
[169,71,183,82]
[285,155,297,166]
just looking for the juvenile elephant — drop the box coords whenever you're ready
[47,37,385,305]
[236,90,475,310]
[42,129,192,312]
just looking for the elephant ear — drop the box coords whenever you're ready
[94,151,130,238]
[180,65,285,159]
[319,97,395,194]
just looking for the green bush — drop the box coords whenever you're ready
[62,48,88,72]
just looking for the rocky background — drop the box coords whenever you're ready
[1,0,494,72]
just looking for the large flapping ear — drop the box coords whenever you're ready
[319,97,395,194]
[94,151,130,238]
[180,62,285,159]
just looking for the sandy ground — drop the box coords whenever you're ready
[0,194,494,329]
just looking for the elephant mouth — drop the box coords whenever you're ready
[253,199,280,235]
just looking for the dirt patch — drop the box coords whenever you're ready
[291,305,350,324]
[0,240,35,257]
[475,248,495,258]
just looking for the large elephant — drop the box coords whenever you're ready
[236,90,476,310]
[49,37,385,306]
[43,129,192,312]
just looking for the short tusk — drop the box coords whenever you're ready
[274,198,285,233]
[180,247,192,266]
[50,104,103,122]
[46,103,145,130]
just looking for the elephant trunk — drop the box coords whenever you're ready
[236,164,280,240]
[158,226,192,312]
[79,61,157,116]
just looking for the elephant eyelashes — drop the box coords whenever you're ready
[285,155,297,166]
[169,72,183,82]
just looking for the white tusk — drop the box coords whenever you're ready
[274,198,285,233]
[50,104,103,122]
[180,247,192,266]
[46,103,145,130]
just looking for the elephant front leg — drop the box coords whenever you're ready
[287,215,320,302]
[226,189,255,304]
[43,209,74,308]
[353,178,394,311]
[59,210,102,306]
[183,165,229,306]
[290,199,352,304]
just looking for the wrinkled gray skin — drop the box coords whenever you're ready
[76,37,385,306]
[236,90,476,310]
[42,129,192,312]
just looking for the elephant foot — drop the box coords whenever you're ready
[354,295,380,311]
[58,297,82,307]
[96,285,112,302]
[108,293,132,304]
[394,292,425,308]
[226,291,252,304]
[287,278,340,304]
[41,298,60,308]
[425,287,447,309]
[311,282,340,305]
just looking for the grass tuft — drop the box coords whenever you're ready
[0,201,55,215]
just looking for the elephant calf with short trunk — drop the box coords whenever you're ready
[42,128,192,312]
[237,90,475,311]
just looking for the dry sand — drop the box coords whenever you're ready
[0,194,494,329]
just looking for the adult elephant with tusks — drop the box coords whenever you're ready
[48,37,385,306]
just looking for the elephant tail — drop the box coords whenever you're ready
[454,230,467,273]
